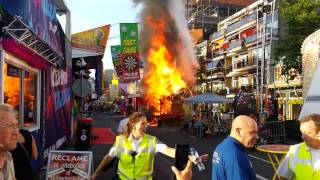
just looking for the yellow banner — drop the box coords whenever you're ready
[71,25,110,53]
[211,38,225,50]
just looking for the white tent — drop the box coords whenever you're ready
[299,63,320,119]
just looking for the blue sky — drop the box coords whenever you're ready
[59,0,142,70]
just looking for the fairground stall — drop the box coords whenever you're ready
[0,0,72,171]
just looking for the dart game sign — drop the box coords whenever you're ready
[120,23,140,82]
[46,150,93,180]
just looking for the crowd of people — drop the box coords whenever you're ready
[94,109,320,180]
[2,101,320,179]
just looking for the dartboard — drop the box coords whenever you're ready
[123,55,138,71]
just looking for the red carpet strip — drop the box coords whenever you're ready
[91,128,116,144]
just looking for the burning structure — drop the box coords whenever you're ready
[133,0,198,116]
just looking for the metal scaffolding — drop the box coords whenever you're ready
[2,16,64,67]
[186,0,220,28]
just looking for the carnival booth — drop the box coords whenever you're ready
[184,93,231,137]
[0,0,72,171]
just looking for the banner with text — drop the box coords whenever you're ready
[72,25,110,53]
[46,150,92,179]
[111,45,123,79]
[0,0,63,57]
[44,67,72,159]
[120,23,140,82]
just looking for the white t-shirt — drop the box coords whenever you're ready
[116,118,129,133]
[108,134,168,157]
[0,152,15,180]
[277,144,320,179]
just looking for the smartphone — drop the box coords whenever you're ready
[172,144,190,180]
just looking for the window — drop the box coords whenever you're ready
[3,63,21,110]
[23,71,37,126]
[3,61,39,129]
[232,78,239,88]
[239,77,249,86]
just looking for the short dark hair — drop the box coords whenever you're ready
[300,114,320,130]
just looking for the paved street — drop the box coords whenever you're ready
[63,112,294,180]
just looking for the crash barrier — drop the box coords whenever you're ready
[211,117,232,135]
[257,121,286,145]
[182,116,232,138]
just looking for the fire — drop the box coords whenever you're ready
[3,63,20,107]
[3,63,35,109]
[142,17,187,115]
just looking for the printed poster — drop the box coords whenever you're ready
[46,150,93,180]
[120,23,140,82]
[111,45,123,78]
[72,25,110,53]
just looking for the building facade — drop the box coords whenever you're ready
[204,0,302,120]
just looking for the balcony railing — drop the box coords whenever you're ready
[210,29,225,40]
[225,11,278,35]
[266,11,279,24]
[226,12,257,33]
[245,33,257,44]
[227,40,241,51]
[243,28,279,46]
[212,49,224,56]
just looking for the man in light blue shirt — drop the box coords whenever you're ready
[212,115,258,180]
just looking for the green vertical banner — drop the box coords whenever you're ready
[120,23,140,82]
[111,45,123,79]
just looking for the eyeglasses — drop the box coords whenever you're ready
[0,124,20,130]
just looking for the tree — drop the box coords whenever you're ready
[273,0,320,79]
[196,46,207,88]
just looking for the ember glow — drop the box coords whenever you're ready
[4,63,20,107]
[142,17,187,114]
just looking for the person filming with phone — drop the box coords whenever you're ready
[93,112,207,180]
[92,112,179,180]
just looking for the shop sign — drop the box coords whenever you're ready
[72,25,110,53]
[120,23,140,82]
[6,64,29,77]
[45,150,92,180]
[111,45,123,79]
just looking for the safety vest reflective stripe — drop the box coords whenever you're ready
[288,142,320,180]
[116,134,156,179]
[118,169,152,180]
[147,135,156,174]
[116,136,125,158]
[289,143,312,171]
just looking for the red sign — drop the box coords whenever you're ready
[121,53,140,82]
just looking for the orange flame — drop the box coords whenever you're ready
[142,17,187,115]
[3,63,35,108]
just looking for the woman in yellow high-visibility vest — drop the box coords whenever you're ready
[92,112,178,180]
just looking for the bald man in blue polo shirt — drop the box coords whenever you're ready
[212,115,258,180]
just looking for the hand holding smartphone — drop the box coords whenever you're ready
[172,144,190,180]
